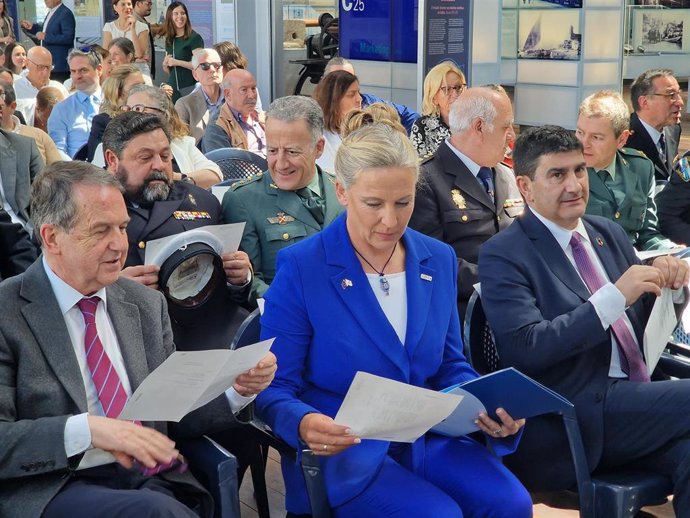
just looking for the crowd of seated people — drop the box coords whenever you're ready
[4,8,690,514]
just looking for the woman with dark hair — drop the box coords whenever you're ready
[213,40,248,74]
[4,42,25,76]
[0,0,15,55]
[159,1,203,102]
[102,0,150,76]
[107,37,154,87]
[313,69,362,173]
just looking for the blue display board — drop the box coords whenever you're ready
[422,0,471,80]
[339,0,418,63]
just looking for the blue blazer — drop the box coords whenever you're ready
[478,208,655,490]
[255,213,479,512]
[28,4,75,73]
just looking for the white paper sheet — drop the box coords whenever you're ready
[333,372,463,443]
[119,338,273,421]
[635,248,685,262]
[644,288,676,375]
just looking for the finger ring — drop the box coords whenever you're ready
[494,428,502,436]
[323,444,328,451]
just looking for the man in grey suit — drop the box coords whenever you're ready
[174,48,224,146]
[0,127,44,228]
[0,162,276,518]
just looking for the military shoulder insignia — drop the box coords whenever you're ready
[267,212,295,224]
[451,189,466,209]
[420,153,435,165]
[188,193,197,206]
[230,172,263,191]
[676,156,690,182]
[173,211,211,220]
[503,198,524,208]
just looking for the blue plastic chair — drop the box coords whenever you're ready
[463,290,674,518]
[230,309,333,518]
[179,436,241,518]
[205,148,267,182]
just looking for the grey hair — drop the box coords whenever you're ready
[128,83,169,110]
[449,88,498,134]
[266,95,324,147]
[335,123,419,189]
[579,90,630,137]
[324,56,353,76]
[68,48,101,69]
[191,48,220,69]
[630,68,675,112]
[103,111,172,158]
[31,161,123,246]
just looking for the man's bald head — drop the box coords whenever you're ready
[221,68,258,116]
[26,46,54,88]
[28,46,52,62]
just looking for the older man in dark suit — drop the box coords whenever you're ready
[626,69,683,182]
[0,161,276,518]
[408,85,522,321]
[479,125,690,517]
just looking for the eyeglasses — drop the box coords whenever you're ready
[0,92,5,100]
[196,62,222,72]
[438,84,466,96]
[28,59,54,71]
[123,103,166,114]
[650,90,683,101]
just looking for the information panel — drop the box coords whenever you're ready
[422,0,471,79]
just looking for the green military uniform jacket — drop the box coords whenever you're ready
[222,166,343,305]
[585,147,674,251]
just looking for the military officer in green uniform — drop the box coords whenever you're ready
[223,96,343,305]
[576,90,676,251]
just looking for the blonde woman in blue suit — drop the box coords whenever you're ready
[255,124,532,518]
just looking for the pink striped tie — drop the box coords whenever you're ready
[77,297,129,418]
[569,233,650,382]
[76,297,187,475]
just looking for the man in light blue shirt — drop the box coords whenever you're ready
[48,48,102,157]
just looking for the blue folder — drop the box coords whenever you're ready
[431,367,572,437]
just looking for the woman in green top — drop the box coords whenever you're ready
[161,1,203,102]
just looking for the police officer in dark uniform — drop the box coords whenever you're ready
[103,111,252,348]
[409,86,523,321]
[222,96,343,306]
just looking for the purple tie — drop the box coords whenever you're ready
[77,297,187,475]
[569,233,650,382]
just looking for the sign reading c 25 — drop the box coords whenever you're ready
[341,0,365,12]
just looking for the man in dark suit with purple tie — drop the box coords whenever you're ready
[479,125,690,518]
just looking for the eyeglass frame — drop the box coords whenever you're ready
[122,103,166,115]
[27,58,54,72]
[438,84,467,96]
[649,90,683,102]
[195,62,222,72]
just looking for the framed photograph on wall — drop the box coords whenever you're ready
[632,9,690,53]
[518,9,581,60]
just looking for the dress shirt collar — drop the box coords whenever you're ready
[598,154,617,181]
[42,256,108,316]
[444,138,481,178]
[530,208,590,252]
[305,167,321,197]
[76,88,102,103]
[230,106,260,124]
[638,116,663,146]
[9,114,21,132]
[202,85,223,111]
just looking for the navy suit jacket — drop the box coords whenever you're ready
[255,213,479,513]
[479,208,656,490]
[28,4,75,73]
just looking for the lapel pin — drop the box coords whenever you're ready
[420,273,433,282]
[341,278,353,289]
[596,237,604,247]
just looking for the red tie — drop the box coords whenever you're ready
[569,233,650,382]
[76,297,187,475]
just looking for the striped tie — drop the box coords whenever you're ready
[76,297,187,475]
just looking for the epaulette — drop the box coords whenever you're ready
[420,153,435,165]
[620,147,649,160]
[229,171,263,191]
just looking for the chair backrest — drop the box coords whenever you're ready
[205,148,268,182]
[463,290,500,375]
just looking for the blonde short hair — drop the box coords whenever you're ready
[335,123,419,189]
[421,61,466,117]
[340,103,406,138]
[578,90,630,138]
